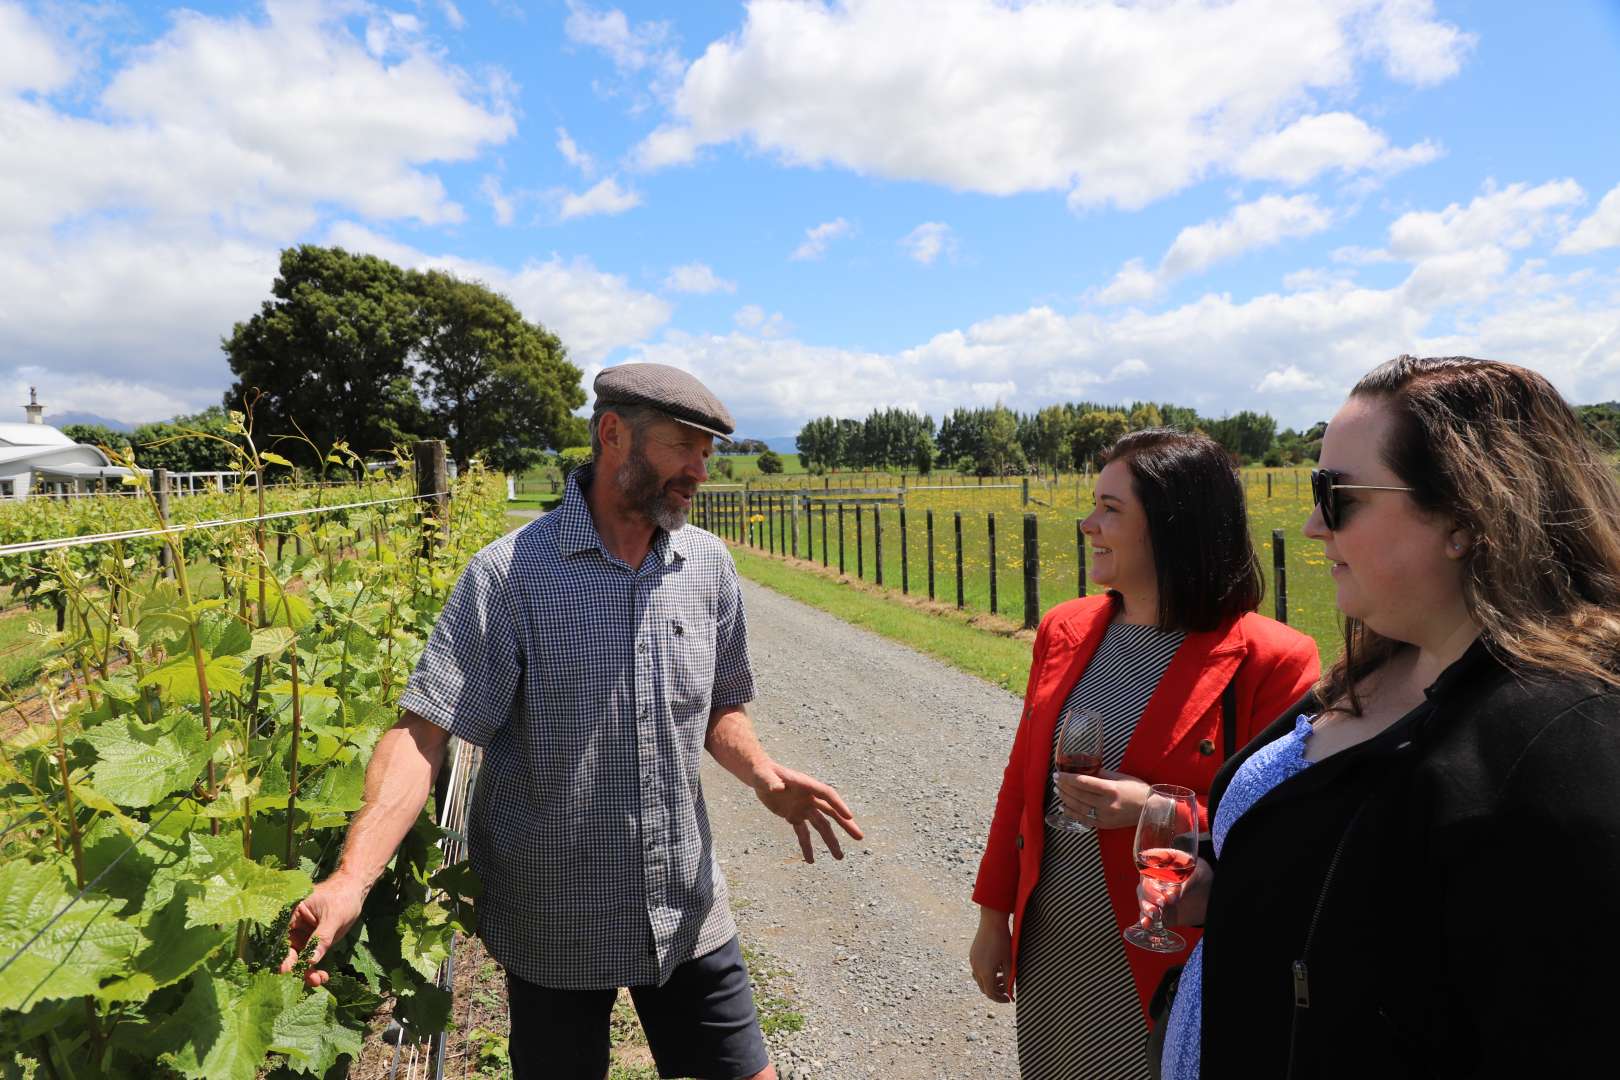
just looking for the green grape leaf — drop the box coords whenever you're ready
[241,626,297,663]
[259,451,294,468]
[198,612,254,658]
[153,963,298,1080]
[136,581,190,648]
[268,986,363,1075]
[100,890,231,1002]
[184,833,312,929]
[295,753,367,815]
[0,860,143,1011]
[392,979,453,1036]
[397,901,455,981]
[139,649,247,703]
[82,712,210,808]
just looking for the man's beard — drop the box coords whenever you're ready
[616,442,689,532]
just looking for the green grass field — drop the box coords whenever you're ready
[703,467,1339,668]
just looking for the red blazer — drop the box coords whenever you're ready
[972,594,1320,1015]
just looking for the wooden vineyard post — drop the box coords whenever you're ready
[873,506,884,586]
[415,440,450,557]
[153,468,172,576]
[791,496,800,559]
[804,496,813,561]
[1023,513,1039,629]
[838,503,846,575]
[926,509,936,600]
[1076,519,1087,596]
[855,505,864,579]
[988,512,999,614]
[954,511,965,609]
[1022,477,1029,507]
[899,505,909,594]
[1273,529,1288,624]
[821,503,829,567]
[1267,472,1273,499]
[768,496,776,553]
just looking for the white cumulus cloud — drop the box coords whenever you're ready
[634,0,1465,210]
[664,262,737,294]
[1386,179,1585,258]
[900,222,956,266]
[558,177,642,220]
[1234,112,1441,187]
[791,218,853,261]
[1558,183,1620,255]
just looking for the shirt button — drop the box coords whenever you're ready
[637,641,648,653]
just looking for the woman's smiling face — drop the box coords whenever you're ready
[1081,459,1155,600]
[1304,395,1467,643]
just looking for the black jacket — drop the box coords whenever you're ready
[1198,640,1620,1079]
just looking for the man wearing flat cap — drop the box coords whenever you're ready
[280,362,860,1079]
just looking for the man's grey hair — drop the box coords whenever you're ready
[589,403,661,458]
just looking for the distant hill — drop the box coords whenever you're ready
[762,436,797,454]
[48,411,136,433]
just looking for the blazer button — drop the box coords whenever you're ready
[1199,739,1216,756]
[1015,833,1024,849]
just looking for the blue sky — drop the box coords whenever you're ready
[5,0,1619,439]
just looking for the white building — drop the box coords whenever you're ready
[0,389,133,500]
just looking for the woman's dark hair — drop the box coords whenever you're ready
[1320,355,1620,712]
[1103,428,1263,632]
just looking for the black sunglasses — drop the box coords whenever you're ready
[1310,469,1415,530]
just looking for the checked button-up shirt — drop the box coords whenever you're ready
[400,465,757,989]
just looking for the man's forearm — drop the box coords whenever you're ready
[332,713,450,890]
[705,703,775,789]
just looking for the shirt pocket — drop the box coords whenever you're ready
[665,611,717,719]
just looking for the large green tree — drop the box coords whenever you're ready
[222,245,430,464]
[131,406,242,472]
[60,423,132,454]
[411,270,585,472]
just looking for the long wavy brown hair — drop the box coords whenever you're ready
[1320,355,1620,713]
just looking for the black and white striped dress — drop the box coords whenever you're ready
[1015,620,1184,1079]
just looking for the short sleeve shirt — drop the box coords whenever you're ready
[400,464,757,989]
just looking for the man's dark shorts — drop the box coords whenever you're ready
[506,935,771,1080]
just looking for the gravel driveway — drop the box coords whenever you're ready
[703,578,1025,1079]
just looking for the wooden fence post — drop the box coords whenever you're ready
[791,496,800,559]
[804,496,813,561]
[988,512,999,615]
[1021,477,1030,506]
[1273,529,1288,624]
[873,506,884,586]
[856,505,864,579]
[768,496,776,553]
[1076,519,1087,597]
[926,509,936,601]
[415,440,450,556]
[838,503,846,575]
[1022,513,1039,630]
[954,511,965,609]
[821,504,829,567]
[154,467,172,575]
[899,505,909,595]
[1267,472,1273,499]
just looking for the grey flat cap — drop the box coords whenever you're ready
[593,363,735,441]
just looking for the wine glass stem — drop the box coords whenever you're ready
[1151,883,1180,936]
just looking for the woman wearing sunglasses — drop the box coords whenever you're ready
[1150,355,1620,1079]
[971,428,1319,1079]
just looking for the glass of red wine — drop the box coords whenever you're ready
[1045,706,1106,834]
[1123,784,1199,953]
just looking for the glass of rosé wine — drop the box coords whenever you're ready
[1045,706,1106,834]
[1123,784,1199,953]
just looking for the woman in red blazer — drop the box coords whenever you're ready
[970,429,1319,1079]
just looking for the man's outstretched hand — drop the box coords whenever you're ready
[279,874,369,987]
[753,763,863,863]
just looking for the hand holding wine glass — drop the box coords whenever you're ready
[1045,706,1105,834]
[1124,784,1199,953]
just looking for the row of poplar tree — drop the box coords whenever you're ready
[796,403,1316,476]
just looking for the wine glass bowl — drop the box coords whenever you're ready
[1045,706,1106,834]
[1123,784,1199,953]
